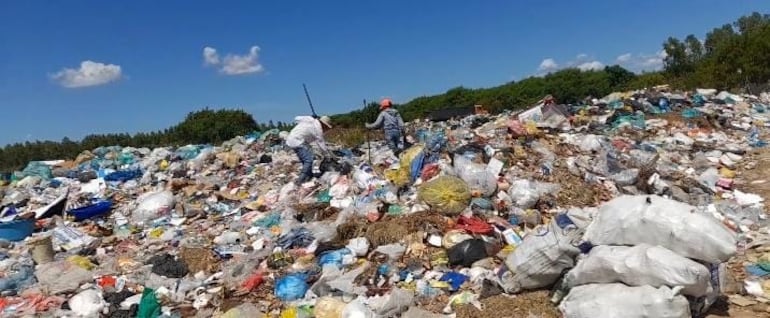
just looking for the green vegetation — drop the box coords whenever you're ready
[2,12,769,172]
[0,109,281,172]
[661,12,770,90]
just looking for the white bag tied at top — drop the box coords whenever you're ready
[583,195,736,263]
[559,283,690,318]
[564,244,711,297]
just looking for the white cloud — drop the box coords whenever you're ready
[577,61,604,71]
[616,50,668,72]
[50,60,122,88]
[576,53,589,60]
[203,46,220,65]
[203,45,264,75]
[538,58,559,72]
[616,53,632,63]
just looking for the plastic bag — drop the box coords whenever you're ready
[137,288,161,318]
[448,239,488,267]
[133,191,175,224]
[610,168,639,186]
[500,214,582,293]
[69,289,106,317]
[584,195,737,263]
[565,244,711,297]
[36,260,93,294]
[346,237,370,257]
[342,298,374,318]
[559,284,690,318]
[453,155,497,197]
[507,179,560,209]
[418,176,471,216]
[275,273,309,301]
[315,297,347,318]
[368,288,415,317]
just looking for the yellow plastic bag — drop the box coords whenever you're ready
[418,176,471,216]
[67,255,95,270]
[385,145,425,187]
[719,167,736,179]
[159,160,169,171]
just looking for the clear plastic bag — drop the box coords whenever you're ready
[453,155,497,197]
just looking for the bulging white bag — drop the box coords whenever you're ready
[564,244,711,297]
[133,190,175,223]
[584,195,736,263]
[500,214,582,293]
[559,283,690,318]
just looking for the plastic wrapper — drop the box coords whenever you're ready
[133,190,175,224]
[584,195,737,263]
[565,244,711,297]
[453,155,497,197]
[418,176,471,216]
[559,284,690,318]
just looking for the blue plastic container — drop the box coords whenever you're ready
[68,200,113,221]
[0,219,35,241]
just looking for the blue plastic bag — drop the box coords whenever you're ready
[274,273,309,301]
[318,248,352,268]
[439,272,469,291]
[104,169,142,182]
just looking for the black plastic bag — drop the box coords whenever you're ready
[447,239,488,267]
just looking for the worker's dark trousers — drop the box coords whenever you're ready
[292,145,314,185]
[385,129,402,156]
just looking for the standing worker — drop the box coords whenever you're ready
[286,115,333,185]
[366,98,406,156]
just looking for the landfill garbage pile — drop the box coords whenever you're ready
[0,89,768,317]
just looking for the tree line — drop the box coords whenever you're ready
[333,12,769,126]
[2,12,769,173]
[0,109,285,172]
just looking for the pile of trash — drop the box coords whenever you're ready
[0,88,768,317]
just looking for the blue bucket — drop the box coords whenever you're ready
[0,219,35,241]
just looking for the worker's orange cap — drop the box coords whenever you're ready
[380,98,392,109]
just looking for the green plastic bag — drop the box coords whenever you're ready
[137,288,161,318]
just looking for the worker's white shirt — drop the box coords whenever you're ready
[285,116,328,152]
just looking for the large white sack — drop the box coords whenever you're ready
[584,195,736,263]
[564,244,711,297]
[559,283,690,318]
[133,190,176,224]
[500,214,582,293]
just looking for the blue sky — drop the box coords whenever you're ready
[1,1,768,145]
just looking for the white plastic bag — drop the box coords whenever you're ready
[346,237,370,257]
[453,155,497,197]
[342,297,375,318]
[68,289,106,317]
[507,179,560,209]
[584,195,737,263]
[133,190,175,223]
[565,244,711,297]
[500,214,582,293]
[368,288,414,317]
[559,284,690,318]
